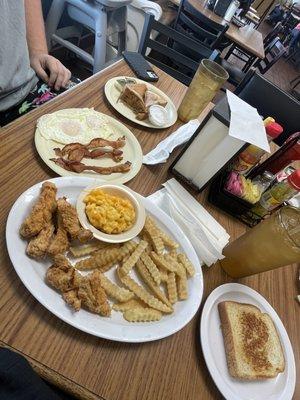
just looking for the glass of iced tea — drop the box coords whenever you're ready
[178,59,229,122]
[220,206,300,278]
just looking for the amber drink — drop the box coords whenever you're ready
[220,206,300,278]
[178,59,229,122]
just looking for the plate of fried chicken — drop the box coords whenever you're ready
[35,109,143,184]
[6,177,203,342]
[104,76,178,128]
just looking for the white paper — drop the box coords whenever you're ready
[143,120,200,165]
[226,90,270,153]
[148,179,230,266]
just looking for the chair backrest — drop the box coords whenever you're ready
[173,0,229,50]
[235,71,300,145]
[263,22,283,47]
[254,37,285,74]
[138,14,220,86]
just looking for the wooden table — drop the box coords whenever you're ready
[0,59,298,400]
[170,0,265,59]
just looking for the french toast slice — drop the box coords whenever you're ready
[218,301,285,380]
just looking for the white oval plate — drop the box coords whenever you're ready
[104,76,178,129]
[6,177,203,342]
[200,283,296,400]
[35,111,143,184]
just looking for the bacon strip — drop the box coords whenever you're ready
[87,136,126,149]
[50,158,131,175]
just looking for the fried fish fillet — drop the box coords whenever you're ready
[26,223,55,259]
[57,197,93,242]
[20,182,57,238]
[47,213,69,256]
[62,289,81,311]
[78,271,111,316]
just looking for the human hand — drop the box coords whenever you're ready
[30,53,71,91]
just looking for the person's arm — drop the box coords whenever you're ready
[24,0,71,90]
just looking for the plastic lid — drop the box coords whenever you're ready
[265,122,283,139]
[288,169,300,191]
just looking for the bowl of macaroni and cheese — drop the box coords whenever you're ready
[76,184,146,243]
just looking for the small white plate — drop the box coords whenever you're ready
[200,283,296,400]
[76,183,146,243]
[104,76,178,129]
[35,111,143,184]
[6,177,203,342]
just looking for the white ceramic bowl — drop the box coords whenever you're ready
[76,184,146,243]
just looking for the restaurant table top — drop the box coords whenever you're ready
[0,59,298,400]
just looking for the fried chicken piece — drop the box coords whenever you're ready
[20,182,57,238]
[47,213,69,256]
[62,289,81,311]
[57,197,93,242]
[50,158,131,175]
[26,223,55,259]
[78,271,111,316]
[46,254,82,292]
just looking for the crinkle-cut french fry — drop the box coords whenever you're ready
[136,260,172,307]
[146,216,179,249]
[139,230,153,251]
[75,241,137,271]
[119,240,148,275]
[99,273,134,302]
[69,241,110,257]
[140,252,161,285]
[177,253,196,277]
[112,299,146,312]
[123,308,162,322]
[167,272,178,304]
[150,252,177,273]
[160,271,169,282]
[177,269,188,300]
[164,254,185,278]
[118,269,173,313]
[144,217,164,254]
[168,250,178,259]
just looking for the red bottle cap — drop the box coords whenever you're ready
[266,122,283,139]
[288,169,300,191]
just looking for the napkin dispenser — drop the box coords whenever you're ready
[170,96,248,192]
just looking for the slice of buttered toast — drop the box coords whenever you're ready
[218,301,285,380]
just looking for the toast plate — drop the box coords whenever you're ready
[200,283,296,400]
[104,76,178,129]
[35,111,143,184]
[6,177,203,342]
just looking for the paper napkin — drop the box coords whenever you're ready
[143,120,200,165]
[148,178,230,266]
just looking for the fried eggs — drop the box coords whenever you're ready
[37,108,113,144]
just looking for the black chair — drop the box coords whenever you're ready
[221,36,287,87]
[138,14,220,86]
[224,22,285,72]
[173,0,230,51]
[235,70,300,145]
[253,37,286,74]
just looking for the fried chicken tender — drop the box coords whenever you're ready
[57,197,93,242]
[47,214,69,256]
[62,290,81,311]
[20,182,57,238]
[46,255,82,292]
[78,271,111,316]
[26,223,55,259]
